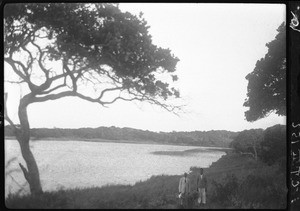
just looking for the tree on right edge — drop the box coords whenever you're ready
[244,23,286,122]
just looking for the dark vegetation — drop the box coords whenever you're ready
[244,23,286,121]
[5,124,286,209]
[208,153,286,209]
[230,124,286,169]
[5,125,238,147]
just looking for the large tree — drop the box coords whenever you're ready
[4,3,180,195]
[244,23,286,122]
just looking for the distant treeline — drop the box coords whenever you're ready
[4,125,238,147]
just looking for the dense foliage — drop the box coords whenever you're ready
[4,3,180,108]
[230,124,285,163]
[229,129,263,159]
[210,167,286,209]
[244,23,286,122]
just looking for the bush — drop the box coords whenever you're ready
[210,173,239,206]
[229,129,263,159]
[210,165,287,209]
[259,124,286,165]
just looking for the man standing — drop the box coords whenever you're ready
[197,168,207,206]
[178,172,191,208]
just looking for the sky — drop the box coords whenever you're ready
[4,3,286,132]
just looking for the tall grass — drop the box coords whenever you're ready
[5,175,182,209]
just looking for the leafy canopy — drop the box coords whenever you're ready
[4,3,180,111]
[244,23,286,122]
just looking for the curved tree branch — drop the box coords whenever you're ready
[32,91,75,103]
[21,45,34,74]
[31,40,50,79]
[63,59,78,92]
[97,87,123,100]
[31,84,182,115]
[5,57,29,79]
[40,82,67,95]
[100,93,182,115]
[5,58,38,92]
[5,79,26,84]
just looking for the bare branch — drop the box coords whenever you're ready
[81,73,98,86]
[98,87,123,100]
[31,82,182,116]
[30,41,50,79]
[46,62,93,85]
[101,96,142,105]
[19,163,30,182]
[32,91,75,103]
[21,45,34,74]
[4,58,37,92]
[5,79,26,84]
[75,92,102,103]
[48,71,69,82]
[39,82,67,95]
[4,115,18,131]
[63,60,78,92]
[5,57,29,78]
[99,93,182,115]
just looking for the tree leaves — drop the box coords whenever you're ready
[4,3,181,104]
[244,23,286,122]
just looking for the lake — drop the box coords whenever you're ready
[5,139,225,197]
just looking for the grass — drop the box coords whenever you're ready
[5,152,287,209]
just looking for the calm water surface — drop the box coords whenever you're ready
[5,139,225,197]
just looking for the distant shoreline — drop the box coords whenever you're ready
[5,136,232,152]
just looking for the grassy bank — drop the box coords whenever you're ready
[151,147,232,156]
[5,152,287,209]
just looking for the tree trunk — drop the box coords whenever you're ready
[16,95,43,195]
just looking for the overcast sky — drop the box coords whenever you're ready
[4,3,286,132]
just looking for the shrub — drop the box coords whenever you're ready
[229,129,263,160]
[259,124,286,165]
[210,173,239,206]
[210,169,287,209]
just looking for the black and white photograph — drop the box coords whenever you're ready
[4,2,288,209]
